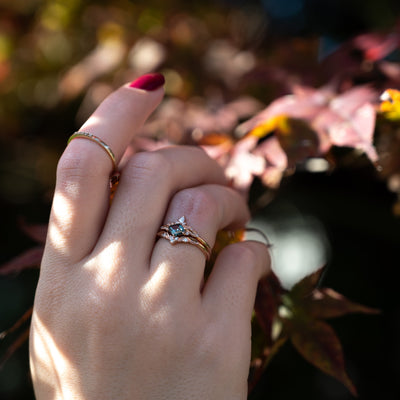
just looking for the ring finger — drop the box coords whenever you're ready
[149,184,250,299]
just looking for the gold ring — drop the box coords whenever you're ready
[68,131,117,173]
[157,216,212,260]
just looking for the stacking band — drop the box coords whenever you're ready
[157,216,212,260]
[68,131,117,173]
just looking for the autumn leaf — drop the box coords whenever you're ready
[303,288,380,319]
[224,136,266,192]
[259,266,380,396]
[0,328,30,370]
[248,115,320,167]
[283,267,379,395]
[374,88,400,214]
[0,220,47,275]
[289,266,325,300]
[0,246,44,276]
[249,273,286,393]
[254,273,284,343]
[246,85,377,156]
[312,86,378,162]
[352,32,400,62]
[18,219,48,244]
[0,308,33,369]
[379,89,400,121]
[290,319,358,396]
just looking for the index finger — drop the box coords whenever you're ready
[46,74,165,264]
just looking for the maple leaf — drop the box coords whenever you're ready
[282,267,379,396]
[303,288,380,319]
[0,246,44,276]
[224,136,266,192]
[0,220,47,275]
[249,115,321,166]
[290,319,357,396]
[0,308,33,370]
[352,32,400,62]
[238,84,379,176]
[379,89,400,121]
[374,88,400,214]
[251,266,379,396]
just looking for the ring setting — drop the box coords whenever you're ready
[157,216,212,260]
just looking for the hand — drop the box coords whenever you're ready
[29,73,271,400]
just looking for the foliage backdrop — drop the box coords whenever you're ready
[1,0,400,399]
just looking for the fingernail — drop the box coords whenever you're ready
[129,73,165,91]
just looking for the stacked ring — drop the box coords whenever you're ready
[157,216,212,260]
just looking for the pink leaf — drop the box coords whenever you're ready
[0,246,44,275]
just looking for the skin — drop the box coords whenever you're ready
[29,81,271,400]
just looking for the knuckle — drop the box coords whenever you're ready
[125,151,172,182]
[226,242,261,272]
[173,187,218,219]
[56,148,107,182]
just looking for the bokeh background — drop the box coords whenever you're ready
[1,0,400,399]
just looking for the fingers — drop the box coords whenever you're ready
[97,146,228,268]
[147,184,250,300]
[47,76,164,264]
[202,241,271,324]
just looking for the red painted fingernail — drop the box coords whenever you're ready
[129,73,165,91]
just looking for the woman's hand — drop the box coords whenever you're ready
[29,73,271,400]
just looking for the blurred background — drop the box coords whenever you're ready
[1,0,400,399]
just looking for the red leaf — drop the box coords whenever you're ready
[313,86,379,162]
[289,266,325,300]
[0,307,33,339]
[0,327,30,370]
[237,86,329,136]
[291,319,357,396]
[254,273,284,343]
[274,117,320,166]
[225,136,266,191]
[18,218,48,244]
[0,246,44,275]
[304,288,381,319]
[353,33,400,61]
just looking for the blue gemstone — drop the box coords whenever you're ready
[169,223,185,236]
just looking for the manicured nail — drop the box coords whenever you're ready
[129,73,165,91]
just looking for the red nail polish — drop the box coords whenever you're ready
[129,73,165,91]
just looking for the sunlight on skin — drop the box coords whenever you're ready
[84,240,126,291]
[142,261,176,301]
[141,260,197,309]
[30,313,76,399]
[48,192,77,257]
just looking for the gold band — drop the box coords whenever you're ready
[68,131,117,173]
[157,216,212,260]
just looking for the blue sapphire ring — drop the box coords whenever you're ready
[157,216,212,260]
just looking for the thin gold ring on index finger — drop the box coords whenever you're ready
[68,131,117,173]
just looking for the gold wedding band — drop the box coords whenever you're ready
[157,216,212,260]
[68,131,117,173]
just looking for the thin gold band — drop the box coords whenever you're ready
[159,225,212,253]
[156,230,211,260]
[157,216,212,260]
[68,131,117,172]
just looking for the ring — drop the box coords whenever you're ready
[157,216,212,260]
[68,131,117,173]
